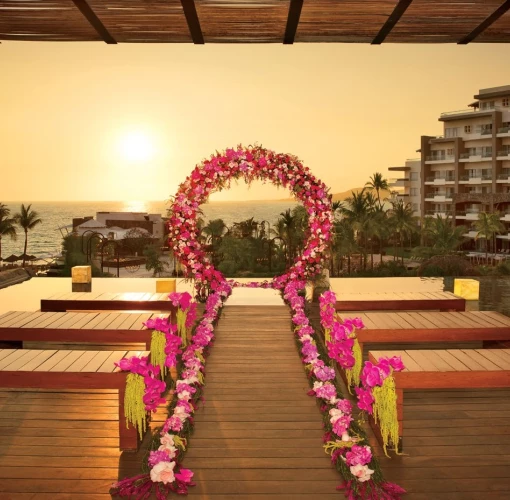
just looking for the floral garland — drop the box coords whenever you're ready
[167,145,333,296]
[319,291,364,389]
[356,357,405,456]
[283,281,406,500]
[111,283,232,499]
[318,291,405,456]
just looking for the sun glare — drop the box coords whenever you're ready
[118,131,155,162]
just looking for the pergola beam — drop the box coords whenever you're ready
[284,0,303,44]
[71,0,116,44]
[458,0,510,44]
[372,0,413,45]
[181,0,204,44]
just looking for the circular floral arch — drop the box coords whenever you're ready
[167,145,333,293]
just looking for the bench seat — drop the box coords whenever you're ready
[368,348,510,451]
[335,291,465,312]
[0,310,169,349]
[0,348,150,451]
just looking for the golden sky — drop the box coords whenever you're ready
[2,41,510,202]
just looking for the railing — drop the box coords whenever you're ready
[482,174,493,180]
[497,150,510,157]
[481,129,493,135]
[460,152,470,159]
[425,175,455,182]
[425,210,452,215]
[425,155,454,161]
[440,109,475,117]
[497,173,510,180]
[498,126,510,134]
[425,192,450,197]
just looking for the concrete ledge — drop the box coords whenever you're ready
[0,268,32,290]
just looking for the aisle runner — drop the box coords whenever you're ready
[224,287,285,306]
[183,297,341,498]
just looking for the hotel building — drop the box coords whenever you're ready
[390,85,510,251]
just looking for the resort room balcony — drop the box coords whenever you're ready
[496,233,510,240]
[500,211,510,222]
[497,126,510,138]
[389,178,409,188]
[458,174,492,184]
[456,208,482,220]
[425,209,452,217]
[497,173,510,183]
[497,150,510,160]
[424,175,455,185]
[424,192,453,202]
[459,152,493,162]
[425,154,454,164]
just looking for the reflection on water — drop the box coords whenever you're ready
[444,276,510,317]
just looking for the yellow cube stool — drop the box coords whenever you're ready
[72,265,92,292]
[156,279,176,293]
[454,279,479,300]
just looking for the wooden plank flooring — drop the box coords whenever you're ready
[183,305,340,498]
[0,303,509,498]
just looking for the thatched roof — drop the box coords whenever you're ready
[1,0,510,44]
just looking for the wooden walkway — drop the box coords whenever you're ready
[182,305,341,498]
[335,291,465,312]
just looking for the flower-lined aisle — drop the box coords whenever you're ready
[111,283,232,499]
[284,281,406,499]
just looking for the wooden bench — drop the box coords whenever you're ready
[338,311,510,359]
[335,291,465,312]
[368,348,510,451]
[41,291,177,319]
[0,310,170,350]
[0,348,149,451]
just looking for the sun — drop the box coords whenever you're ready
[118,131,155,162]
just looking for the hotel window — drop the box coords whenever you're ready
[410,172,419,181]
[447,148,454,156]
[503,98,509,107]
[410,188,418,196]
[464,125,471,133]
[481,101,495,110]
[445,127,458,138]
[481,124,493,135]
[412,203,418,211]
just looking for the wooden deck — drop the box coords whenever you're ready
[41,292,177,317]
[335,291,465,312]
[0,303,509,498]
[0,311,168,350]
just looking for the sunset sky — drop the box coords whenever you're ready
[2,41,510,202]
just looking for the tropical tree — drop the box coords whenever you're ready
[14,204,42,267]
[418,215,467,257]
[201,218,227,245]
[387,199,417,264]
[365,172,389,209]
[473,211,506,263]
[0,203,17,263]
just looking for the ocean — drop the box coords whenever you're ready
[0,200,298,259]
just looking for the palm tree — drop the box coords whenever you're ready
[366,172,389,209]
[0,203,17,263]
[279,209,296,265]
[14,204,42,267]
[201,218,226,245]
[418,215,467,257]
[473,211,506,263]
[387,199,417,264]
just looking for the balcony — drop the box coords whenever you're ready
[497,150,510,159]
[463,230,479,239]
[460,151,493,162]
[459,174,489,184]
[501,212,510,222]
[425,210,452,217]
[424,175,455,185]
[497,126,510,137]
[425,154,454,164]
[456,209,482,220]
[497,173,510,182]
[425,191,453,202]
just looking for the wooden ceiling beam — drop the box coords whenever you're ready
[458,0,510,44]
[181,0,204,44]
[71,0,116,44]
[284,0,303,44]
[372,0,413,45]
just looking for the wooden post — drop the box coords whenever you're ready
[71,265,92,292]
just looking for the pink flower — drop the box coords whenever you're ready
[355,387,375,414]
[361,362,382,388]
[148,450,171,467]
[345,445,372,466]
[388,355,405,372]
[150,460,176,484]
[175,468,194,484]
[336,399,352,414]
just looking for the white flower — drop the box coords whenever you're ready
[150,460,176,484]
[350,464,374,482]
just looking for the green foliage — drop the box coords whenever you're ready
[60,234,103,277]
[144,245,166,277]
[417,255,479,277]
